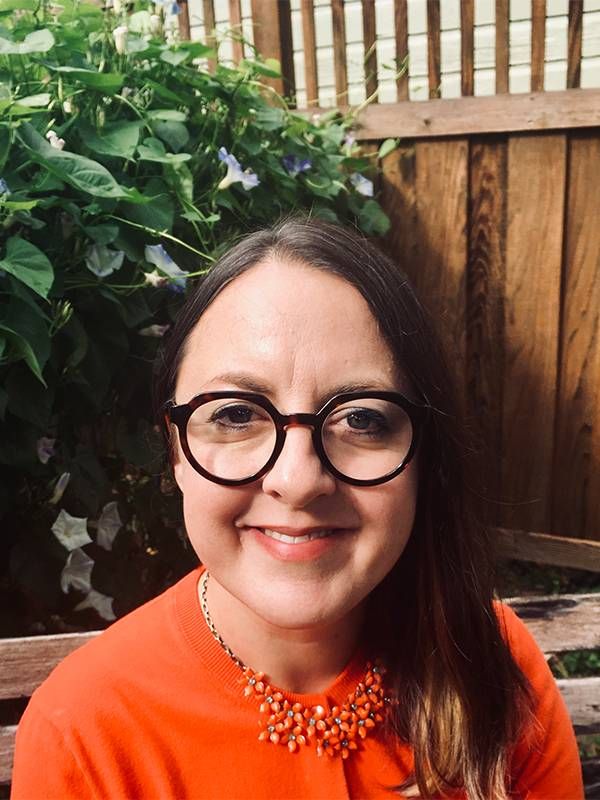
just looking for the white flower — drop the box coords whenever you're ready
[85,244,125,278]
[138,324,170,338]
[112,0,122,13]
[61,548,94,594]
[97,501,122,551]
[217,147,259,191]
[62,99,73,114]
[75,589,116,621]
[150,13,161,34]
[144,244,188,290]
[113,24,128,55]
[37,436,55,464]
[51,510,92,551]
[45,130,65,150]
[50,472,70,505]
[143,268,168,288]
[350,172,374,197]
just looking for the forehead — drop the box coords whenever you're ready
[175,259,403,403]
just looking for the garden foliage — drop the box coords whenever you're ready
[0,0,392,632]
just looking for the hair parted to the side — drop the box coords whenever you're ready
[153,215,534,799]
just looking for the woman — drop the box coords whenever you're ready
[12,218,582,799]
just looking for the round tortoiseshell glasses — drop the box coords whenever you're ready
[165,391,427,487]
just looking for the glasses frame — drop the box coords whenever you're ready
[165,390,428,487]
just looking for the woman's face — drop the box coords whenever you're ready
[173,259,418,631]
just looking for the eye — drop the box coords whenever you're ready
[210,404,258,427]
[344,409,387,434]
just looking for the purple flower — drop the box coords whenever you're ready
[37,436,56,464]
[145,244,188,290]
[0,178,10,195]
[282,155,312,176]
[217,147,259,191]
[350,172,374,197]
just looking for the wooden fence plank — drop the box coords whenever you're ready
[178,0,191,41]
[552,135,600,540]
[381,144,418,287]
[300,0,319,106]
[467,140,507,509]
[503,135,566,532]
[426,0,441,99]
[496,0,510,94]
[203,0,217,72]
[278,0,296,100]
[362,0,378,100]
[394,0,409,101]
[228,0,244,64]
[331,0,348,104]
[0,726,17,784]
[531,0,547,92]
[0,632,99,700]
[461,0,474,96]
[250,0,290,95]
[415,140,468,405]
[505,593,600,653]
[344,89,600,140]
[556,678,600,735]
[495,528,600,572]
[567,0,583,89]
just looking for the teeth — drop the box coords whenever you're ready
[261,528,335,544]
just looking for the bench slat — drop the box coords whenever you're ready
[506,593,600,654]
[0,726,17,784]
[0,632,99,700]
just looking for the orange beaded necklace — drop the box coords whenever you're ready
[199,571,389,759]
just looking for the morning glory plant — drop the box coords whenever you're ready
[145,244,189,290]
[282,155,312,176]
[217,147,260,191]
[350,173,374,197]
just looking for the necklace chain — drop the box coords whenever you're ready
[198,570,389,759]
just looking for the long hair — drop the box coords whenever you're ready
[153,216,534,799]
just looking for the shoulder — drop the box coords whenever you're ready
[29,568,201,725]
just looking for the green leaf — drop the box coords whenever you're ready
[358,199,391,236]
[2,199,38,211]
[246,58,281,78]
[5,362,54,425]
[137,136,191,164]
[83,223,119,245]
[180,41,214,58]
[18,93,51,107]
[49,67,124,94]
[378,138,399,160]
[0,0,36,9]
[83,120,142,160]
[0,236,54,298]
[0,29,54,54]
[18,123,130,199]
[0,324,46,384]
[120,177,174,233]
[255,106,285,131]
[151,120,189,153]
[160,49,189,67]
[147,109,187,122]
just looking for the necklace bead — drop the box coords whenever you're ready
[199,571,388,760]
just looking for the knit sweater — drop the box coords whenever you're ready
[11,567,583,800]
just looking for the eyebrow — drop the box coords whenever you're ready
[203,371,397,407]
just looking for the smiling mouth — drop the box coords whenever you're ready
[259,528,338,544]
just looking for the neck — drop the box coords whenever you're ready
[200,572,365,694]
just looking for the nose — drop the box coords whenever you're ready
[261,422,336,507]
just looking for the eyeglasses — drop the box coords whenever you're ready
[165,391,427,487]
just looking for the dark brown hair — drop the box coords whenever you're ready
[154,216,533,799]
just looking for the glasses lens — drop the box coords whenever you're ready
[322,398,413,481]
[186,398,276,481]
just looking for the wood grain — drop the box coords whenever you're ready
[502,135,566,532]
[300,0,319,105]
[414,139,468,405]
[228,0,244,64]
[495,0,509,94]
[426,0,441,99]
[505,593,600,653]
[250,0,285,94]
[552,135,600,540]
[0,725,17,784]
[203,0,217,72]
[0,632,99,700]
[567,0,583,89]
[178,0,191,41]
[556,678,600,734]
[394,0,409,101]
[331,0,348,104]
[341,89,600,139]
[461,0,474,96]
[362,0,378,100]
[531,0,547,92]
[495,528,600,571]
[467,140,507,510]
[381,144,418,288]
[278,0,296,100]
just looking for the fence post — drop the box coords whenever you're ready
[250,0,296,100]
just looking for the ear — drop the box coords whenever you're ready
[166,421,186,491]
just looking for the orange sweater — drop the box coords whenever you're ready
[11,567,583,799]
